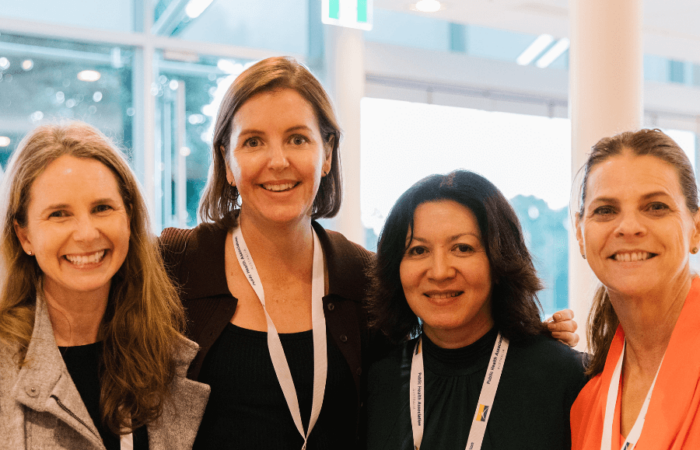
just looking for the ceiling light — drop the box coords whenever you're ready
[0,136,10,147]
[217,59,243,74]
[185,0,214,18]
[0,57,9,70]
[21,59,33,71]
[516,34,554,66]
[77,70,101,82]
[414,0,442,12]
[535,38,570,68]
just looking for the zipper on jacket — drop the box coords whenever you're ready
[51,394,100,439]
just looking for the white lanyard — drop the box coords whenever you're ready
[601,342,664,450]
[120,434,133,450]
[410,331,509,450]
[232,226,327,450]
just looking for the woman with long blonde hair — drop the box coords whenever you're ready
[0,122,209,449]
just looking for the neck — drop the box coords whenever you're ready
[423,315,494,349]
[43,281,109,347]
[237,210,314,271]
[610,275,692,375]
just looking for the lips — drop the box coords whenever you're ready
[64,250,106,267]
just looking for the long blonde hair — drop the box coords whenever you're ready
[579,129,698,376]
[0,122,186,434]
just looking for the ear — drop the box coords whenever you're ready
[321,140,333,177]
[691,209,700,253]
[575,213,585,258]
[220,145,235,187]
[13,220,33,256]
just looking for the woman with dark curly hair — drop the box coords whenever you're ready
[366,170,587,450]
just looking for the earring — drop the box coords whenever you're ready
[692,247,699,255]
[581,254,586,260]
[27,251,32,256]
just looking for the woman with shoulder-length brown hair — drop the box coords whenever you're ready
[365,170,587,450]
[160,55,377,450]
[571,129,700,449]
[0,122,209,449]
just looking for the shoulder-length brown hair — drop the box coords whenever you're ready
[199,56,342,228]
[368,170,548,343]
[578,129,699,377]
[0,122,186,434]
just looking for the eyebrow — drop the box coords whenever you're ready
[237,125,313,138]
[410,233,480,243]
[590,191,671,204]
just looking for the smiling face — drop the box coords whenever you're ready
[224,88,332,227]
[576,150,700,299]
[400,200,494,348]
[14,155,131,301]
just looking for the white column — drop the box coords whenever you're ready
[569,0,643,350]
[325,25,365,246]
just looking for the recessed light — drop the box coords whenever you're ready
[0,136,10,147]
[413,0,442,13]
[77,70,101,82]
[21,59,33,71]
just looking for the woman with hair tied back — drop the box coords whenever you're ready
[0,122,210,449]
[366,170,587,450]
[571,129,700,449]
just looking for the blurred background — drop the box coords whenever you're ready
[1,0,698,321]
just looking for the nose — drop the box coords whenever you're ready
[614,210,646,238]
[73,214,101,243]
[267,142,290,171]
[428,251,456,281]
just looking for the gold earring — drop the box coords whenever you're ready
[692,247,698,255]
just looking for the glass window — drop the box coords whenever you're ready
[361,97,572,317]
[0,33,134,171]
[154,51,254,230]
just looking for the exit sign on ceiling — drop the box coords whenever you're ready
[322,0,373,30]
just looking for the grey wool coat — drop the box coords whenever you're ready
[0,294,210,450]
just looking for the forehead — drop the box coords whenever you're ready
[586,152,685,202]
[411,200,480,235]
[233,88,319,129]
[29,155,121,203]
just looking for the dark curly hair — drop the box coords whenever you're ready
[367,170,548,343]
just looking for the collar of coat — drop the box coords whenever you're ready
[176,220,373,303]
[9,288,201,446]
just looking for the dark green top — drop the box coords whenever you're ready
[366,328,587,450]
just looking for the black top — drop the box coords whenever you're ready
[59,342,149,450]
[366,329,587,450]
[193,323,357,450]
[159,222,393,447]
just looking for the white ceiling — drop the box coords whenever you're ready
[375,0,700,64]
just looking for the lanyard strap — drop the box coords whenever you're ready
[121,433,133,450]
[409,332,509,450]
[601,342,664,450]
[232,226,328,450]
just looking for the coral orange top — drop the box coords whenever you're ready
[571,277,700,450]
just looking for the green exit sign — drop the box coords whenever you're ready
[322,0,373,30]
